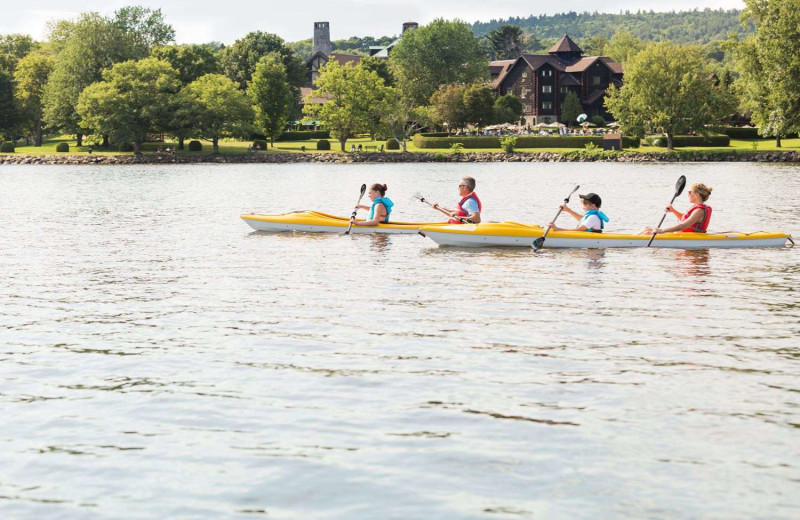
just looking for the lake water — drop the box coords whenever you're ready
[1,162,799,519]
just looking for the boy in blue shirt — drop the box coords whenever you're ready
[548,192,608,233]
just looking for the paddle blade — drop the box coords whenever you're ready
[675,176,687,197]
[532,237,544,250]
[360,183,367,197]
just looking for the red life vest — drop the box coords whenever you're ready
[681,204,712,233]
[449,192,482,224]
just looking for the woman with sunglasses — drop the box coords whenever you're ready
[433,176,482,224]
[642,183,713,235]
[349,183,394,227]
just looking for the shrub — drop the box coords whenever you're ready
[413,134,606,149]
[56,143,70,152]
[277,130,330,141]
[188,140,202,152]
[652,138,666,147]
[589,115,607,127]
[450,142,464,155]
[418,132,450,137]
[722,126,760,139]
[1,141,15,153]
[647,135,730,147]
[316,139,331,151]
[584,142,599,152]
[500,136,518,153]
[431,152,448,162]
[385,138,400,150]
[118,142,134,152]
[252,139,267,150]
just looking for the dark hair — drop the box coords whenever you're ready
[371,183,388,196]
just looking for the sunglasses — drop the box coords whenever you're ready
[458,184,468,188]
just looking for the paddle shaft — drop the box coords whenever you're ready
[344,184,367,235]
[647,176,687,247]
[415,195,470,224]
[533,185,580,250]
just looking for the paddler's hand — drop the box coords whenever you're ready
[559,203,569,210]
[547,221,556,229]
[432,203,440,210]
[666,204,675,212]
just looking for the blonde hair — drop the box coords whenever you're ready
[691,183,713,202]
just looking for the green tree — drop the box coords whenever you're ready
[581,35,608,56]
[248,53,293,146]
[560,91,583,127]
[177,74,253,154]
[390,18,487,104]
[77,58,181,154]
[360,56,394,87]
[304,61,388,151]
[42,9,174,145]
[0,34,37,73]
[0,69,20,140]
[14,53,55,146]
[604,30,645,64]
[463,84,495,128]
[151,44,219,85]
[494,94,523,124]
[219,31,305,91]
[487,25,526,60]
[429,83,467,133]
[734,0,800,147]
[605,41,731,150]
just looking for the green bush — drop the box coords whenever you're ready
[118,142,134,152]
[56,142,70,152]
[589,115,607,127]
[722,126,760,139]
[1,141,15,153]
[316,139,331,151]
[385,138,400,150]
[252,139,267,150]
[413,134,603,149]
[500,136,518,153]
[450,142,464,155]
[418,132,450,137]
[622,136,641,148]
[188,140,202,152]
[431,152,448,162]
[278,130,330,141]
[647,135,730,147]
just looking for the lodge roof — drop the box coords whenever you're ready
[488,59,516,88]
[559,73,581,86]
[549,34,583,54]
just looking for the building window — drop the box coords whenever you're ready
[522,72,528,78]
[541,70,552,77]
[542,85,552,94]
[592,75,602,86]
[542,101,553,110]
[523,103,532,113]
[521,88,528,98]
[560,86,569,94]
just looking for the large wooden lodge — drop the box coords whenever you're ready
[490,34,623,125]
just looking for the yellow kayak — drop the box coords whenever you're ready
[242,211,448,234]
[418,222,793,248]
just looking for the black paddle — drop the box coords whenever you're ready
[646,175,687,247]
[532,185,580,250]
[412,192,471,224]
[344,184,367,235]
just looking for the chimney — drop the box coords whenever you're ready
[402,22,418,34]
[312,21,331,56]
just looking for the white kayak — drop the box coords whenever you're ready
[242,211,447,234]
[418,222,793,249]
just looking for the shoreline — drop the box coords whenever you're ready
[2,150,800,165]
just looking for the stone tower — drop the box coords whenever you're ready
[312,21,331,57]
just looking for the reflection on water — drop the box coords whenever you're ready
[1,162,799,519]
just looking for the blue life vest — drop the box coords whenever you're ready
[369,197,394,223]
[579,209,609,233]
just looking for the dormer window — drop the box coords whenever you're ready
[541,70,553,77]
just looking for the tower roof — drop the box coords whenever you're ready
[549,34,582,54]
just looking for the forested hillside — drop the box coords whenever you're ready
[470,9,749,44]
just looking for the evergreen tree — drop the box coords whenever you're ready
[560,91,582,127]
[487,25,526,60]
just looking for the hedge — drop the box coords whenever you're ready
[188,140,202,152]
[646,135,730,147]
[1,141,15,153]
[417,132,450,138]
[252,139,267,150]
[316,139,331,150]
[721,127,760,139]
[56,143,69,152]
[278,130,330,141]
[386,138,400,150]
[412,134,640,149]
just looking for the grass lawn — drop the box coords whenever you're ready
[4,135,800,157]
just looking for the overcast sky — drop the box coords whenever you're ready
[2,0,746,44]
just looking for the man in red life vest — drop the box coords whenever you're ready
[433,176,482,224]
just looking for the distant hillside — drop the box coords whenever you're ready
[470,9,750,45]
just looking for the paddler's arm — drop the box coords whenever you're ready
[559,204,582,222]
[666,204,683,219]
[350,205,386,227]
[655,208,704,234]
[467,212,481,224]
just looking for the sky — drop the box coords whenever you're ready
[1,0,746,44]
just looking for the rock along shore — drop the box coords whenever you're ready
[2,151,800,165]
